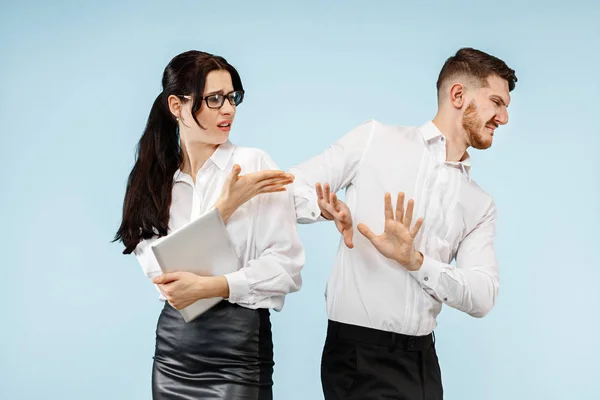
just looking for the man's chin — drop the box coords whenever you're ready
[472,140,492,150]
[470,133,493,150]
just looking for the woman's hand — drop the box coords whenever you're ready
[152,272,230,310]
[215,164,294,223]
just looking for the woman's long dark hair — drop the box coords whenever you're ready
[114,50,243,254]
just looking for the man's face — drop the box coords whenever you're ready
[461,75,511,149]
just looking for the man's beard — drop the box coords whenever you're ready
[462,100,494,150]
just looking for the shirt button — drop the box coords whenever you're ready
[424,276,429,282]
[311,212,316,217]
[443,297,448,301]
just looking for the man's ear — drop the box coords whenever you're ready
[449,83,466,109]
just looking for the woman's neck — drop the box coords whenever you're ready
[179,139,220,183]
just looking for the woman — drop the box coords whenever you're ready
[114,50,305,399]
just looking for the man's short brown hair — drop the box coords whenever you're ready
[436,48,517,98]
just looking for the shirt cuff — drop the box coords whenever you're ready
[299,201,329,223]
[294,186,327,223]
[409,255,445,292]
[224,269,251,303]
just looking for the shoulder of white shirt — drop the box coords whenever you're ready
[359,119,494,197]
[358,119,432,144]
[230,144,279,171]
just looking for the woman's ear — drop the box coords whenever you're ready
[167,95,183,120]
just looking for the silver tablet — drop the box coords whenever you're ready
[150,208,241,322]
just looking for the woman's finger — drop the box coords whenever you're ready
[258,182,289,194]
[229,164,242,180]
[248,170,293,183]
[258,176,294,188]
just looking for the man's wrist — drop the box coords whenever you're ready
[402,250,424,271]
[320,211,333,220]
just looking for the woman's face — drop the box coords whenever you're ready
[176,70,242,146]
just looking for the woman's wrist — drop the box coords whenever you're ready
[214,198,234,224]
[194,275,230,299]
[212,276,230,299]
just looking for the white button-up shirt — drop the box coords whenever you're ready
[133,141,305,311]
[290,120,499,336]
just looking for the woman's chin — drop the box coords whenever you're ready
[188,131,230,146]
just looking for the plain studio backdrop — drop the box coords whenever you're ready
[1,1,598,399]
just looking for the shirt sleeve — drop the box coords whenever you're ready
[409,201,499,318]
[133,236,166,299]
[288,120,375,223]
[224,153,306,311]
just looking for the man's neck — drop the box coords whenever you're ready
[432,113,469,162]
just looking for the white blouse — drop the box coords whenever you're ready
[133,141,305,311]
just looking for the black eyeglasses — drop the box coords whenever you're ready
[181,90,244,109]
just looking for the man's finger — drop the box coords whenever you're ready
[396,192,405,223]
[357,223,377,242]
[330,193,345,219]
[384,193,394,220]
[323,184,331,205]
[315,183,324,200]
[343,228,354,249]
[410,218,424,238]
[336,209,354,248]
[404,199,415,229]
[331,192,339,207]
[338,210,348,223]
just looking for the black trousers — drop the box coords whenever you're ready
[321,320,443,400]
[152,301,273,400]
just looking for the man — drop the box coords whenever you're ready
[290,47,517,399]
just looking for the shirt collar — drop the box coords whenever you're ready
[210,140,235,171]
[419,121,472,179]
[420,120,444,142]
[173,140,236,182]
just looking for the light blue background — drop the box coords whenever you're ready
[1,1,599,399]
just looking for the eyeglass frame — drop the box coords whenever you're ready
[179,90,245,110]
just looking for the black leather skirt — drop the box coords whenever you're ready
[152,301,274,400]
